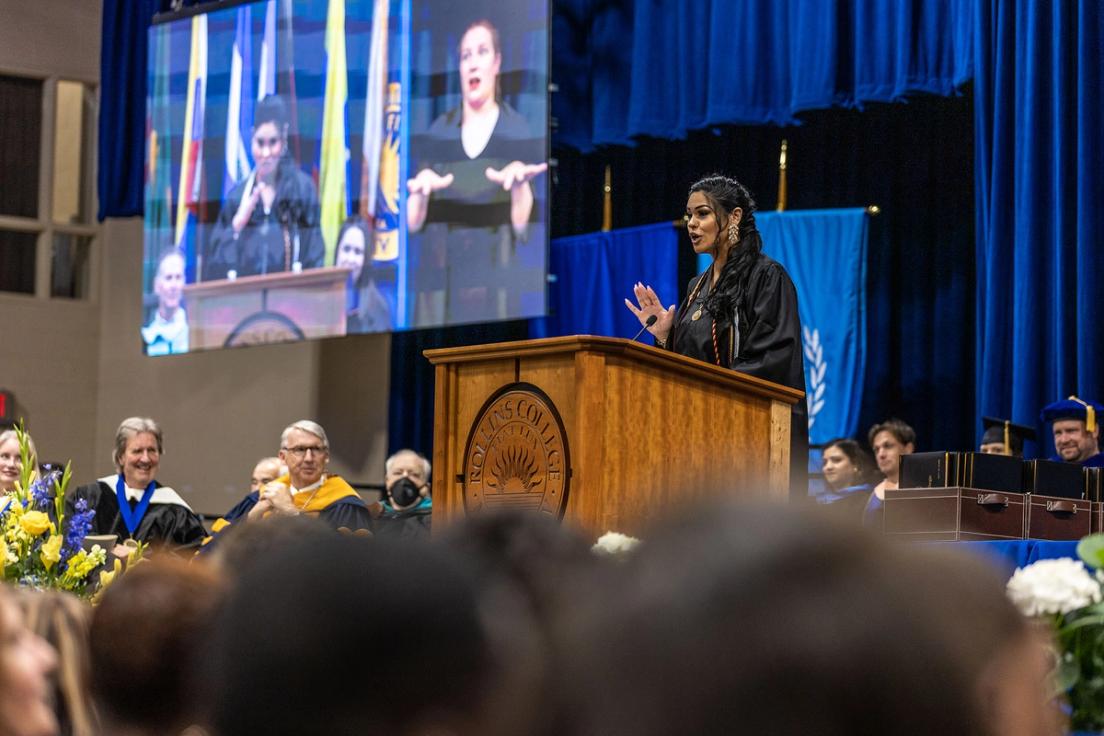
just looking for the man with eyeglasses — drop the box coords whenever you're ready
[247,420,372,532]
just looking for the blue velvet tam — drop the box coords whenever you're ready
[1040,396,1104,432]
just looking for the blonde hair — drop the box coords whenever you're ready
[20,590,99,736]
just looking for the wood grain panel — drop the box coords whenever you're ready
[426,337,801,537]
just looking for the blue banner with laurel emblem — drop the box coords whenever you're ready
[699,208,868,445]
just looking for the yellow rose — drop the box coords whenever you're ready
[40,534,62,572]
[20,511,52,537]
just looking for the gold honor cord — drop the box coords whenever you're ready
[776,139,788,212]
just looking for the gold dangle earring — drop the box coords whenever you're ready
[728,220,739,247]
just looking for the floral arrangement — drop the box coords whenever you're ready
[0,424,122,599]
[592,531,642,557]
[1007,534,1104,732]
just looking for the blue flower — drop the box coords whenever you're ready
[28,471,59,510]
[60,498,95,564]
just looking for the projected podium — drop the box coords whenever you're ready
[183,267,349,349]
[425,336,804,536]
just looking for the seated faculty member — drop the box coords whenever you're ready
[978,416,1035,457]
[67,417,206,551]
[374,449,432,539]
[247,420,372,531]
[1041,396,1104,467]
[863,418,916,528]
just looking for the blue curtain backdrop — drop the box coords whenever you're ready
[552,0,974,150]
[531,223,679,340]
[973,0,1104,453]
[98,0,161,221]
[696,210,869,447]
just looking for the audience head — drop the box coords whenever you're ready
[440,511,597,736]
[278,420,330,489]
[820,438,876,491]
[209,534,495,736]
[441,509,594,626]
[0,585,58,736]
[89,558,224,735]
[868,418,916,482]
[112,417,163,488]
[250,456,284,494]
[0,429,36,494]
[384,448,431,510]
[335,216,373,284]
[19,591,96,736]
[206,514,335,580]
[556,503,1051,736]
[1041,397,1102,463]
[152,249,185,320]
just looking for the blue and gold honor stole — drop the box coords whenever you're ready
[116,475,158,536]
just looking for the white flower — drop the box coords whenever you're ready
[592,531,642,557]
[1006,558,1102,617]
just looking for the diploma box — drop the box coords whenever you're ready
[1022,459,1085,499]
[882,486,1025,541]
[1024,493,1092,540]
[899,452,1024,493]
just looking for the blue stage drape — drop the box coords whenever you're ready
[973,0,1104,453]
[97,0,160,221]
[553,0,974,151]
[531,223,679,340]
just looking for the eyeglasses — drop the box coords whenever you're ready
[282,445,328,458]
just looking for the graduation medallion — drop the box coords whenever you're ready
[692,308,703,321]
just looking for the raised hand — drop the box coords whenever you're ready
[406,168,455,197]
[624,282,676,343]
[485,160,549,191]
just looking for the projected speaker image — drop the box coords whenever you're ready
[405,1,549,328]
[142,0,549,355]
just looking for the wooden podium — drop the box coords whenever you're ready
[425,336,804,536]
[183,267,349,349]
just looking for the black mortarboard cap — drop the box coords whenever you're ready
[981,416,1037,455]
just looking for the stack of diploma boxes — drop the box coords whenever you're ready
[883,452,1104,541]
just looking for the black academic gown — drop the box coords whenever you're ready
[67,479,207,552]
[315,496,375,532]
[667,252,809,495]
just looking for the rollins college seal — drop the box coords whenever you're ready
[462,383,570,518]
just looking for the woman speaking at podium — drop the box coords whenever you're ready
[207,95,324,280]
[625,174,808,490]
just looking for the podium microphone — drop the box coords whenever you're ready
[631,314,658,343]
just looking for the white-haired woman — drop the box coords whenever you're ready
[65,417,206,553]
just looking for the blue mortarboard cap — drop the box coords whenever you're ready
[1040,396,1103,432]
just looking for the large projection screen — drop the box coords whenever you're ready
[143,0,548,355]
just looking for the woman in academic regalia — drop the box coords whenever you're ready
[625,174,808,492]
[66,417,206,553]
[816,438,877,522]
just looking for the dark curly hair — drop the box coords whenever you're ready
[689,174,763,325]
